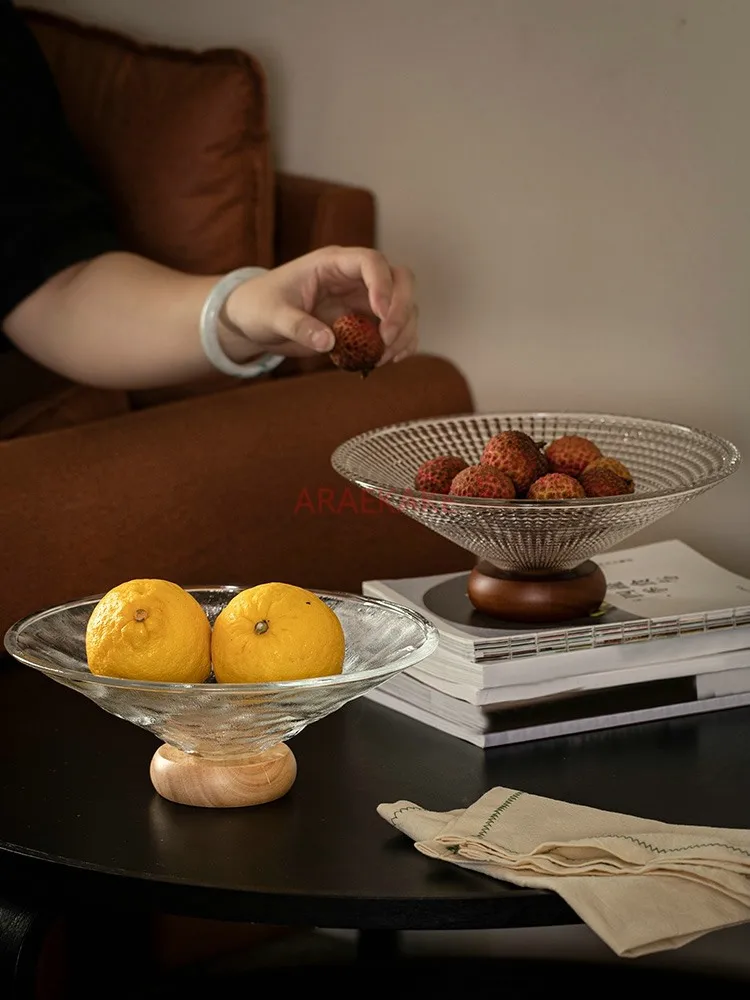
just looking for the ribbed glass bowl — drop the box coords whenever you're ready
[331,412,741,572]
[4,587,438,760]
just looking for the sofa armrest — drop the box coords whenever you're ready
[0,354,474,637]
[274,172,376,265]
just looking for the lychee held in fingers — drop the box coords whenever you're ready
[329,312,385,377]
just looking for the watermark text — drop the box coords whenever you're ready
[293,485,458,516]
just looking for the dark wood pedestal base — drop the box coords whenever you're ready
[467,560,607,624]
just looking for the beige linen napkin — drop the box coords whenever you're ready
[377,787,750,958]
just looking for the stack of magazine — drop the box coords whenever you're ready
[361,539,750,748]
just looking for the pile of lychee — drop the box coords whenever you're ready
[413,431,636,501]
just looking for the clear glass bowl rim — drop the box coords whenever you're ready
[330,409,742,508]
[3,586,439,695]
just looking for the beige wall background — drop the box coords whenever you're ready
[35,0,749,573]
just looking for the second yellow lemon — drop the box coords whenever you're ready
[212,582,345,684]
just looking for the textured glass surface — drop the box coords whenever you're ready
[4,588,438,759]
[331,412,741,572]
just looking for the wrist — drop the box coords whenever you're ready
[220,273,274,361]
[216,308,264,365]
[199,267,284,379]
[223,271,263,335]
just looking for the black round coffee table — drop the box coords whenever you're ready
[1,654,750,979]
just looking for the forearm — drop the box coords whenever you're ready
[2,252,258,390]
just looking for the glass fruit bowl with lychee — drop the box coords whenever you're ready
[331,411,741,624]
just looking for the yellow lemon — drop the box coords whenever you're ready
[212,582,345,684]
[85,579,211,683]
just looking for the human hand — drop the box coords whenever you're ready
[223,246,418,366]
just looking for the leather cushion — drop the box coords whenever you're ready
[21,7,275,273]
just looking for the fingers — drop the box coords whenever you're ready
[380,264,416,350]
[273,303,334,353]
[394,304,419,361]
[243,246,419,365]
[379,302,419,366]
[317,249,417,352]
[360,253,395,324]
[317,247,395,325]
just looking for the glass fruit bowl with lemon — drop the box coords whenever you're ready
[4,578,438,809]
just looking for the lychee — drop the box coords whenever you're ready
[526,473,586,500]
[583,456,634,489]
[450,464,516,499]
[579,465,635,497]
[329,312,385,377]
[414,455,468,494]
[481,430,547,494]
[545,435,602,477]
